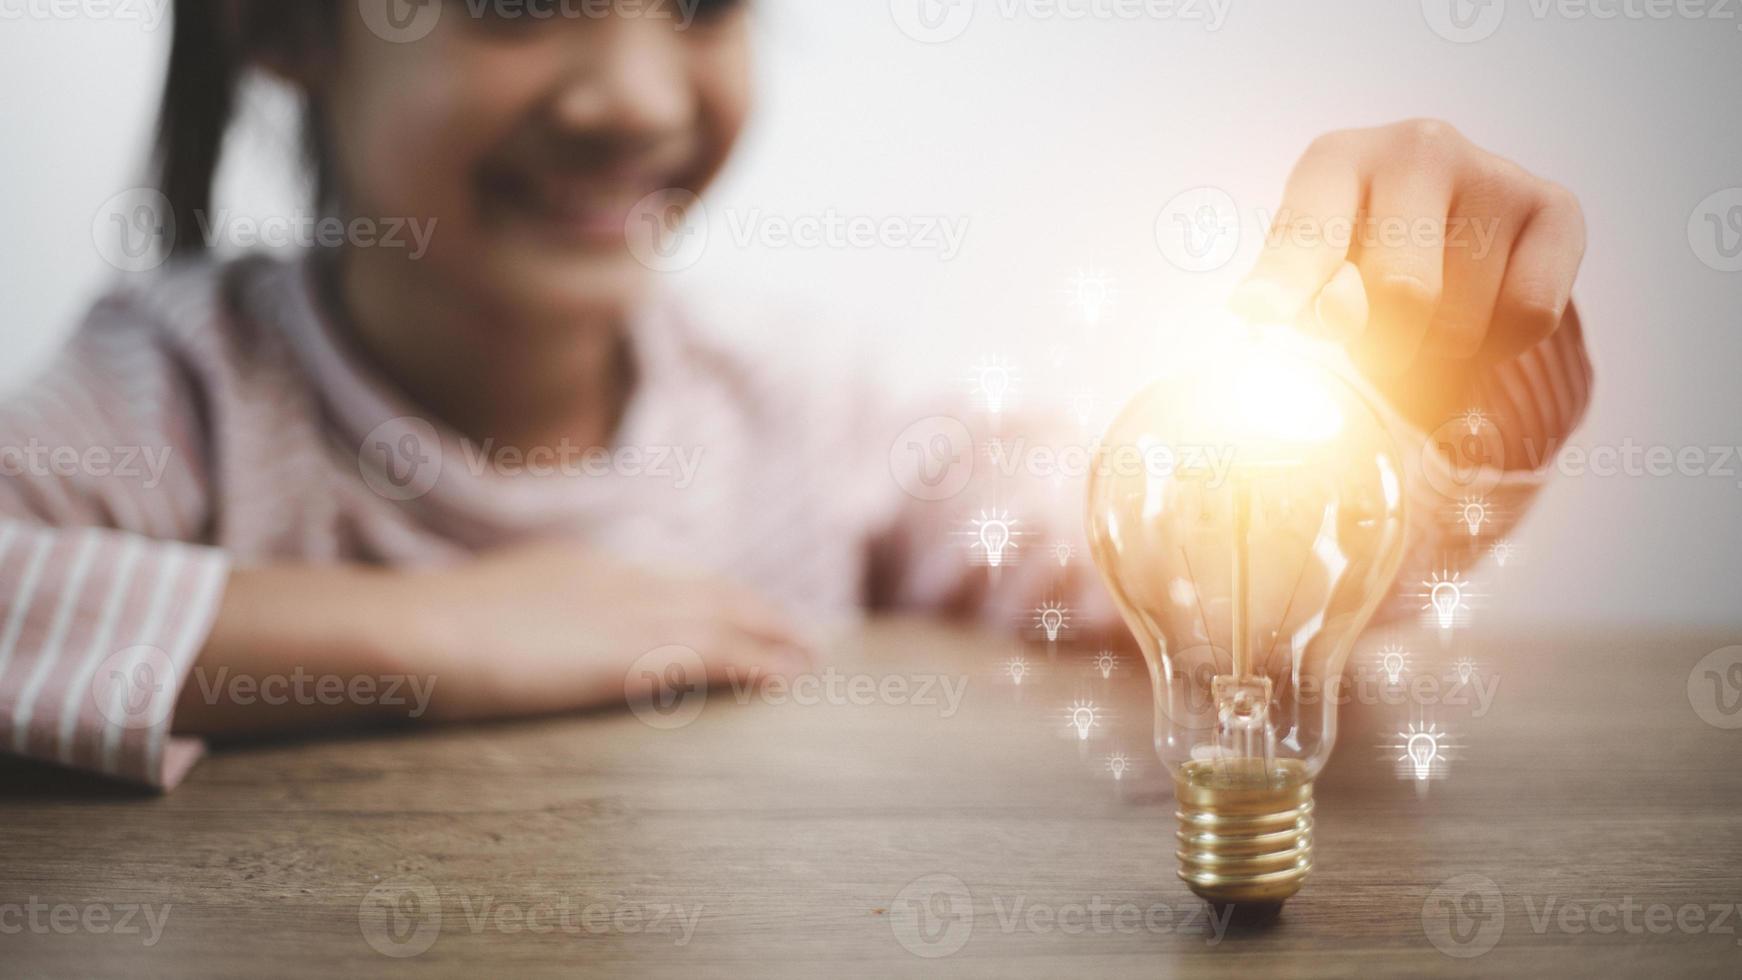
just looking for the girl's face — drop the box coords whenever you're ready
[319,1,752,315]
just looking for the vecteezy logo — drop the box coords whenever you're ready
[889,874,974,958]
[1422,874,1505,958]
[626,645,708,730]
[889,416,975,501]
[359,417,443,502]
[1689,188,1742,273]
[1689,645,1742,729]
[1154,187,1242,273]
[1420,0,1505,43]
[624,188,709,272]
[890,0,976,43]
[92,188,175,273]
[1419,415,1505,501]
[358,0,443,43]
[359,876,442,958]
[90,645,177,731]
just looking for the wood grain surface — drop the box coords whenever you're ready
[2,619,1740,978]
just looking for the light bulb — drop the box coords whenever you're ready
[1405,730,1440,781]
[977,518,1012,567]
[1073,270,1113,326]
[1455,658,1474,685]
[1086,332,1408,908]
[1055,543,1073,566]
[1038,604,1066,642]
[978,363,1012,414]
[1381,648,1407,686]
[1070,701,1098,741]
[1094,651,1119,679]
[1430,581,1461,629]
[1107,752,1131,780]
[1461,498,1487,537]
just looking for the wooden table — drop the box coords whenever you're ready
[3,620,1740,978]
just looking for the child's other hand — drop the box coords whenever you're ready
[415,540,819,721]
[1230,119,1587,428]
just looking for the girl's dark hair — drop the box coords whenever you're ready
[154,1,337,254]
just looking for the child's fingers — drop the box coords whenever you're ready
[1482,186,1587,364]
[702,639,812,684]
[710,584,822,663]
[1298,260,1369,344]
[1349,166,1452,377]
[1231,135,1363,324]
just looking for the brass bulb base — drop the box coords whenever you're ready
[1174,758,1314,907]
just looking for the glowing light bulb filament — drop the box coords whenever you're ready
[1230,477,1253,681]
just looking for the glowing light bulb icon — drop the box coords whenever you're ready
[1492,541,1513,567]
[972,358,1016,415]
[1105,752,1132,781]
[1462,409,1489,436]
[1068,700,1099,741]
[1399,723,1443,781]
[1423,569,1472,631]
[1054,542,1073,567]
[1070,269,1114,326]
[980,522,1011,565]
[1093,650,1119,680]
[1379,645,1409,686]
[1460,497,1488,537]
[1005,657,1031,686]
[1430,583,1461,628]
[1454,658,1475,686]
[1036,602,1069,642]
[971,511,1016,567]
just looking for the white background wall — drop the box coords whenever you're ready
[2,0,1739,626]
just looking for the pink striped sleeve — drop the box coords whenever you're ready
[1378,309,1594,624]
[0,309,229,790]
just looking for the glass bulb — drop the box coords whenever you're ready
[1085,332,1408,908]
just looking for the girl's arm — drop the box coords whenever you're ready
[0,309,228,788]
[1,303,815,788]
[175,541,819,739]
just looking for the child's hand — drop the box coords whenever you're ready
[1231,119,1587,428]
[415,540,819,721]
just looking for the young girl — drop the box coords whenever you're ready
[0,1,1591,788]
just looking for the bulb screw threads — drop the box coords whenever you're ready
[1173,759,1314,907]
